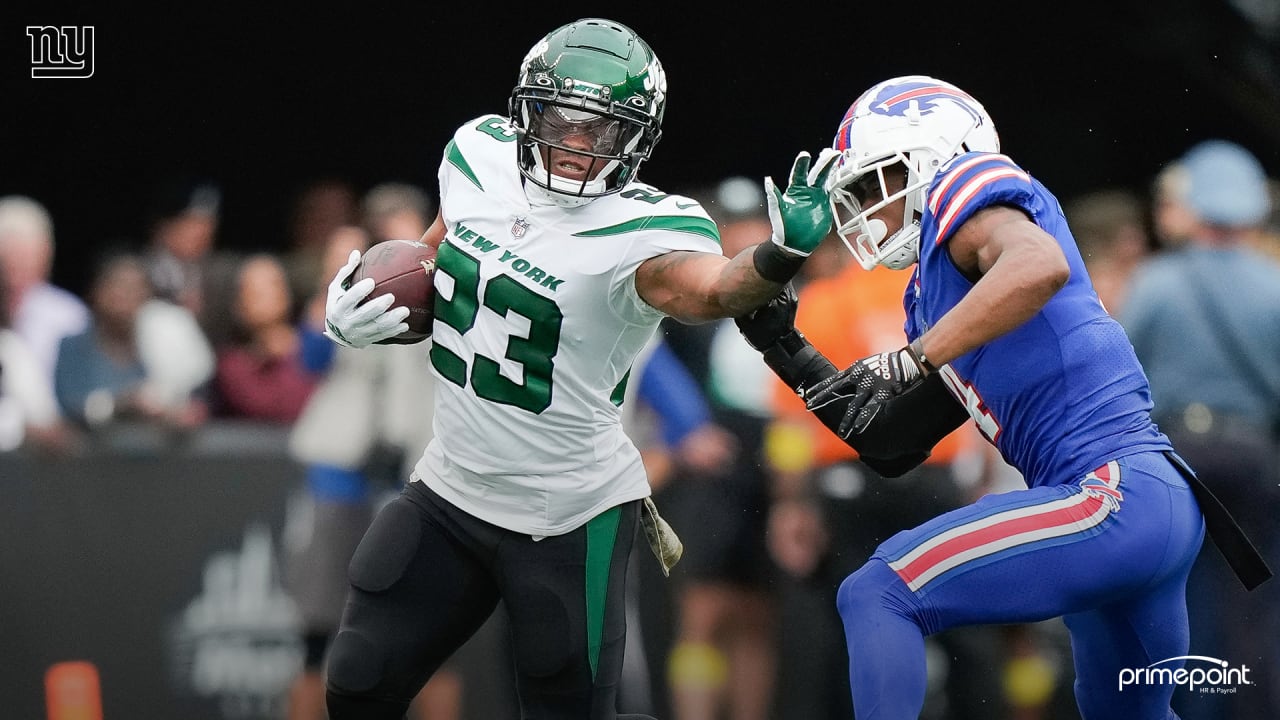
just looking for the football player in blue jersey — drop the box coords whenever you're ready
[736,75,1269,719]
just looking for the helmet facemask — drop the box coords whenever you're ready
[830,154,927,271]
[514,95,651,205]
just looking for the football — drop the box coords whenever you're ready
[351,239,437,342]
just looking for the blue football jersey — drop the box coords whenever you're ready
[903,152,1171,488]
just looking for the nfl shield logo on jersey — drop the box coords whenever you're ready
[511,217,530,238]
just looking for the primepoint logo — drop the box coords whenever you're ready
[1118,656,1252,694]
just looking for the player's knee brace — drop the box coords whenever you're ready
[667,642,728,691]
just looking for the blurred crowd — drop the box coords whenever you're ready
[2,137,1278,720]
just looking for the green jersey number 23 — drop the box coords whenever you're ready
[429,241,564,414]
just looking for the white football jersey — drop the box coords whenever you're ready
[414,115,721,536]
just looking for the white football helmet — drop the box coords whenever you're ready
[828,75,1000,269]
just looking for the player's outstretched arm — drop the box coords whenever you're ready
[635,150,838,323]
[736,286,967,477]
[635,247,778,322]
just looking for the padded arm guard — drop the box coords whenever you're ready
[762,330,969,477]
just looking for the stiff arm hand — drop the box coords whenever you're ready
[323,249,410,348]
[765,148,840,257]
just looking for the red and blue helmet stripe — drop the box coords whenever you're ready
[835,78,983,151]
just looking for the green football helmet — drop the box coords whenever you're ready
[509,18,666,206]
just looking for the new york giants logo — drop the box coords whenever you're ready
[27,26,94,79]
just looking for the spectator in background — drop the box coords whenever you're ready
[620,331,737,720]
[284,225,386,720]
[1064,188,1151,317]
[1120,139,1280,720]
[657,177,779,720]
[55,252,208,431]
[213,253,319,423]
[1256,178,1280,264]
[284,177,359,305]
[142,176,241,348]
[0,257,75,453]
[362,182,433,243]
[629,336,738,496]
[1150,160,1199,251]
[0,195,90,385]
[353,182,444,485]
[136,273,218,427]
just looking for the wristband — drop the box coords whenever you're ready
[752,241,806,283]
[907,338,938,374]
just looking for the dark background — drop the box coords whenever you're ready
[4,0,1280,295]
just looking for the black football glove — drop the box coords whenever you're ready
[803,346,929,437]
[735,283,799,351]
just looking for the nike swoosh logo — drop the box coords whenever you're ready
[675,201,698,209]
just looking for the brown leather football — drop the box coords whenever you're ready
[352,239,437,342]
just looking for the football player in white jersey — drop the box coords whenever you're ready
[320,17,835,720]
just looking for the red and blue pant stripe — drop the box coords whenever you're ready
[836,452,1204,720]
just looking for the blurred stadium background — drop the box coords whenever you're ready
[3,1,1279,719]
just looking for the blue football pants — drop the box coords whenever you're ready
[836,452,1205,720]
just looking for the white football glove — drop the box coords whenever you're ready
[323,250,410,349]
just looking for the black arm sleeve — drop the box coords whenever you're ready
[761,331,970,477]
